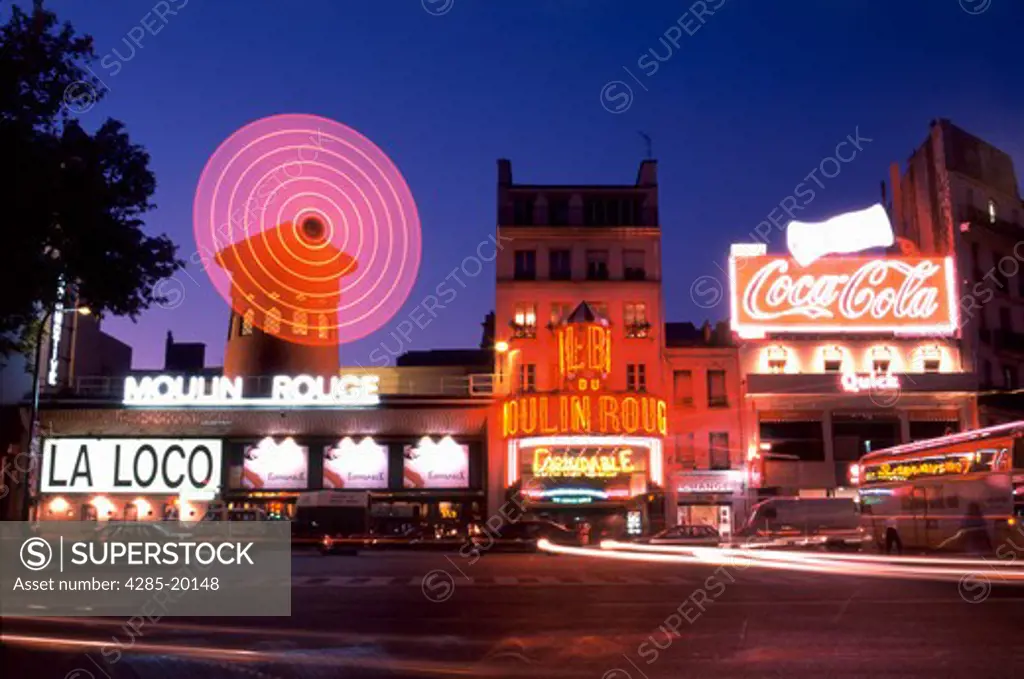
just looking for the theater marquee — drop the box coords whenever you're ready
[728,254,958,336]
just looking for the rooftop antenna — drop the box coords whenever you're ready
[638,131,653,159]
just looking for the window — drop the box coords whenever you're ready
[512,303,537,338]
[822,346,845,373]
[872,357,891,373]
[1000,307,1013,331]
[241,309,255,336]
[626,364,647,392]
[1004,365,1017,390]
[519,363,536,393]
[759,421,825,462]
[623,249,646,280]
[673,370,693,405]
[265,307,281,335]
[550,302,573,326]
[514,250,536,280]
[624,302,649,338]
[707,370,727,407]
[293,311,308,336]
[988,199,998,224]
[513,197,534,226]
[549,198,569,226]
[317,314,329,339]
[765,346,789,373]
[586,250,609,280]
[923,358,941,373]
[549,249,572,280]
[709,433,730,470]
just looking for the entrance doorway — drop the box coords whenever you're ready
[678,503,731,535]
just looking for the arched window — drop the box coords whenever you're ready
[241,309,255,336]
[293,311,308,336]
[266,307,281,335]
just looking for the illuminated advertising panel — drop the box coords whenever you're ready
[403,437,469,489]
[861,437,1013,484]
[323,437,389,489]
[40,438,222,494]
[518,439,653,502]
[729,255,958,336]
[242,437,309,490]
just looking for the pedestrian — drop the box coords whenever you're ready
[961,502,993,555]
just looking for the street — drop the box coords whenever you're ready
[3,550,1023,679]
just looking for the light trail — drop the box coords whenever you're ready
[538,540,1024,584]
[604,540,1024,568]
[0,632,538,677]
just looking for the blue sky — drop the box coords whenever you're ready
[34,0,1024,368]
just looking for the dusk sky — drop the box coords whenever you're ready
[43,0,1024,369]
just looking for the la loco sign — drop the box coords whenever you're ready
[729,255,958,336]
[41,438,222,494]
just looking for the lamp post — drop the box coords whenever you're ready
[23,304,91,520]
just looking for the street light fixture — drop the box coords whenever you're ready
[24,303,91,520]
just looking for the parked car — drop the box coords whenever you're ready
[735,497,865,549]
[643,524,721,546]
[468,519,580,553]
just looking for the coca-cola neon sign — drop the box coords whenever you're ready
[729,255,957,335]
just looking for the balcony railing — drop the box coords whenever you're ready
[40,372,504,402]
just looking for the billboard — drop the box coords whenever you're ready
[242,437,309,490]
[403,437,469,489]
[323,438,389,489]
[40,438,222,495]
[729,255,958,336]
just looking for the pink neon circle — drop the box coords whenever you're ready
[193,114,422,344]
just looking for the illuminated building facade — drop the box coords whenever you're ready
[491,159,747,535]
[31,367,492,527]
[890,119,1024,422]
[729,235,979,499]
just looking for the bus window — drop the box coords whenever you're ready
[927,487,943,510]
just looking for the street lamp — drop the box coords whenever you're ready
[24,303,91,520]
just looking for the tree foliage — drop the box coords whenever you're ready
[0,3,182,357]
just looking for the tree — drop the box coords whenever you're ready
[0,3,182,358]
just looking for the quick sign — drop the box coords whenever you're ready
[728,255,957,336]
[41,439,222,494]
[123,374,380,407]
[841,372,900,393]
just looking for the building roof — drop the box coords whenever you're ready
[396,349,493,369]
[664,321,734,348]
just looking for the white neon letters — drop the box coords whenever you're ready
[123,374,380,407]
